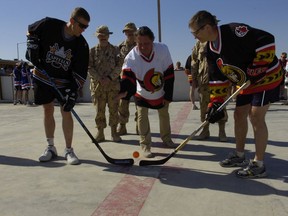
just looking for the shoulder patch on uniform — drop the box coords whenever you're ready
[235,25,249,37]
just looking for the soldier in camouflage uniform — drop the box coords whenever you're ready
[89,25,122,142]
[190,40,228,142]
[117,22,138,136]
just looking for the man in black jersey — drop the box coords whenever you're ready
[26,7,90,165]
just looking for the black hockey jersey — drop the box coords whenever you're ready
[207,23,282,102]
[28,17,89,89]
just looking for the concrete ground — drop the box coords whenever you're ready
[0,101,287,216]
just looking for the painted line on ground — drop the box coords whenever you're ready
[91,102,192,216]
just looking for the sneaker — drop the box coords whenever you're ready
[64,148,80,165]
[236,160,267,179]
[39,145,58,162]
[219,151,247,167]
[163,140,176,148]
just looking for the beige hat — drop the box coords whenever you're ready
[122,22,137,33]
[95,25,113,36]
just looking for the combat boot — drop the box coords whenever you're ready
[140,144,153,158]
[117,124,127,135]
[218,122,227,142]
[111,126,122,142]
[95,128,105,143]
[196,124,210,140]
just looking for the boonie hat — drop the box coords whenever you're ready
[95,25,113,36]
[122,22,137,33]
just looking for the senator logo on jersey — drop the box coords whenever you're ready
[143,68,163,93]
[46,43,72,71]
[217,58,246,85]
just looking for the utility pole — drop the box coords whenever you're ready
[157,0,162,42]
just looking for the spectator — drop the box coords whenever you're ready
[184,54,199,110]
[12,62,23,105]
[190,41,228,142]
[89,25,122,143]
[117,22,138,136]
[174,61,184,70]
[279,52,287,100]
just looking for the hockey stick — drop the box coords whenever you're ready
[37,68,134,166]
[139,80,251,166]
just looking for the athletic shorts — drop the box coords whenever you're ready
[33,81,68,105]
[236,85,280,107]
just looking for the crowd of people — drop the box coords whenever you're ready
[19,7,284,179]
[12,61,34,105]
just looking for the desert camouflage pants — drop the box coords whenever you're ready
[93,90,119,129]
[118,99,138,124]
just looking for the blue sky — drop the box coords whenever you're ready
[1,0,287,66]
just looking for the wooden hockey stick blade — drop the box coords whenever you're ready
[139,121,207,166]
[71,110,134,166]
[139,80,251,166]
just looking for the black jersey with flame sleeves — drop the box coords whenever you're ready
[207,23,282,102]
[28,17,89,89]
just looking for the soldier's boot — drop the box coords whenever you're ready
[111,126,122,142]
[218,122,228,142]
[117,124,127,136]
[140,144,153,158]
[95,128,105,143]
[196,124,210,140]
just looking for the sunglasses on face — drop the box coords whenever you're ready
[73,17,89,29]
[191,24,207,36]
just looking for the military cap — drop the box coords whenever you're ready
[122,22,137,33]
[95,25,113,36]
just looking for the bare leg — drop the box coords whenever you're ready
[249,105,269,161]
[43,102,55,139]
[60,107,73,148]
[234,104,251,152]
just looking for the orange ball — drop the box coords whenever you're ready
[133,151,140,158]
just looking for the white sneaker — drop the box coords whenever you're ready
[64,148,80,165]
[39,145,58,162]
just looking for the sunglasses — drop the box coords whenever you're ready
[191,24,207,36]
[73,17,89,29]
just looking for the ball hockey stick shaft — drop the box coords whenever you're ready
[139,80,251,166]
[37,68,134,166]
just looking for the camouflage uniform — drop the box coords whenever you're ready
[117,40,136,124]
[117,22,137,135]
[191,41,228,141]
[89,26,122,142]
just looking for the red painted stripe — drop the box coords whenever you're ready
[91,102,192,216]
[91,175,156,216]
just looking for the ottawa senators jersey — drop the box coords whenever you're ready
[28,17,89,89]
[207,23,282,101]
[120,43,174,109]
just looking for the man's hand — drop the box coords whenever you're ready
[114,91,128,102]
[63,89,78,112]
[206,102,225,123]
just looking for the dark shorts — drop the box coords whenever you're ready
[236,86,280,107]
[33,81,68,105]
